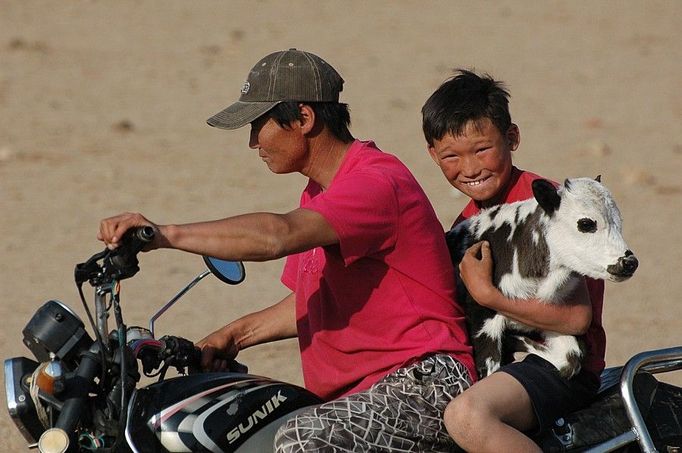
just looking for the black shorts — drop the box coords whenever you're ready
[500,354,600,435]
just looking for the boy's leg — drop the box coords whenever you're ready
[274,354,472,453]
[444,371,541,453]
[445,354,600,453]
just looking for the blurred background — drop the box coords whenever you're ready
[2,1,681,449]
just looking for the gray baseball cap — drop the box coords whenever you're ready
[207,48,344,130]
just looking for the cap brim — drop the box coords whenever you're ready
[206,101,280,130]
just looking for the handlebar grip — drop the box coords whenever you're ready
[159,335,249,374]
[105,227,155,280]
[132,226,155,244]
[120,226,155,254]
[227,358,249,374]
[159,335,201,370]
[75,226,156,284]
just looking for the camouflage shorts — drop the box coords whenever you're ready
[274,354,472,453]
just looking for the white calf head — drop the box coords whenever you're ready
[533,177,638,282]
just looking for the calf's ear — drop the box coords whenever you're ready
[532,179,561,216]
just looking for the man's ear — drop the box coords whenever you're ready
[298,104,316,134]
[506,123,520,151]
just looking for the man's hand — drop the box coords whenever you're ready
[196,326,241,372]
[98,212,161,250]
[459,241,499,307]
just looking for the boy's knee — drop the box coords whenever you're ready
[445,394,469,430]
[444,391,486,442]
[447,391,478,418]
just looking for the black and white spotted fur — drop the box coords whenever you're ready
[446,177,638,379]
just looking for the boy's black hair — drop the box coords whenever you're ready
[268,101,354,143]
[422,69,511,146]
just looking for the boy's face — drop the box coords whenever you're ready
[428,119,519,206]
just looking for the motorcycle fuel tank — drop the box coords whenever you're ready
[125,372,322,452]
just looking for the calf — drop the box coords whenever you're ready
[446,177,638,379]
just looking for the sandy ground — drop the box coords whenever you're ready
[2,1,682,450]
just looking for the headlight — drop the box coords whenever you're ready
[22,300,93,366]
[4,357,42,444]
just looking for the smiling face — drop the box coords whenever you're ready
[428,119,519,207]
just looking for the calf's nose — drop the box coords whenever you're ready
[620,252,639,275]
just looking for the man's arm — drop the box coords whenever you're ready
[97,208,338,261]
[97,209,333,370]
[196,292,298,371]
[459,241,592,335]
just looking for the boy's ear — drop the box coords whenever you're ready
[506,124,520,151]
[427,145,441,165]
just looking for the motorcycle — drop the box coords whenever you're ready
[4,228,682,452]
[4,227,321,452]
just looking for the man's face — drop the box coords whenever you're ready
[249,115,306,174]
[428,119,518,206]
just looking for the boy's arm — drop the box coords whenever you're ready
[459,241,592,335]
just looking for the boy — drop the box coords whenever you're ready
[421,69,605,452]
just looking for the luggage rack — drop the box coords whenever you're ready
[587,346,682,453]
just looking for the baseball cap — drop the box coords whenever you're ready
[207,48,344,130]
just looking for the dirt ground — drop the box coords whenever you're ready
[2,1,681,450]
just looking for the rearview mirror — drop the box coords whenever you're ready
[203,256,245,285]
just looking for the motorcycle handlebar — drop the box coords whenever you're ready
[75,226,156,285]
[130,226,155,243]
[135,335,248,375]
[159,335,202,372]
[106,226,155,279]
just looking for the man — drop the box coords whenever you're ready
[98,48,474,452]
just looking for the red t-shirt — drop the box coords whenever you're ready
[454,166,606,382]
[281,140,475,400]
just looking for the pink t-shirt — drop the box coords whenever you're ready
[454,166,606,383]
[282,140,474,400]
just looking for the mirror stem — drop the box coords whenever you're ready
[149,269,211,337]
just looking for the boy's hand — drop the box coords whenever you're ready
[460,242,593,334]
[459,241,499,307]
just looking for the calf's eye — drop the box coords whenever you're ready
[577,218,597,233]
